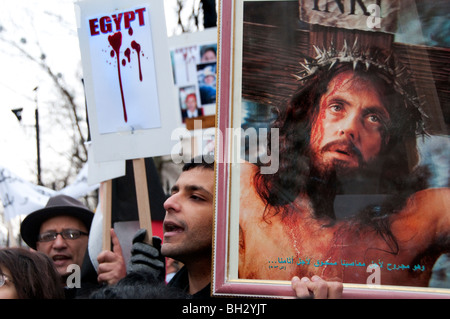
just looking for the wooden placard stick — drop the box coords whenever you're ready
[132,158,153,245]
[101,179,112,251]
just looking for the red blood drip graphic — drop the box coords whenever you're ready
[108,31,127,122]
[124,48,131,63]
[131,40,143,81]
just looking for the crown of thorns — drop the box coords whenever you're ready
[294,40,427,134]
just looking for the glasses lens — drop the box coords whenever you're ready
[38,230,86,242]
[62,229,81,240]
[38,231,57,242]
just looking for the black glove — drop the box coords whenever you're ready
[127,228,165,283]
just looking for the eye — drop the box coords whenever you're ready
[0,274,12,287]
[38,232,57,242]
[362,106,390,129]
[190,194,205,201]
[329,103,343,112]
[366,113,389,130]
[368,114,380,123]
[64,230,78,239]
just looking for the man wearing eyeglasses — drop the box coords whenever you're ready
[20,195,95,295]
[35,219,89,277]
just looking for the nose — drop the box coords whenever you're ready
[52,233,68,248]
[163,193,181,213]
[338,112,360,142]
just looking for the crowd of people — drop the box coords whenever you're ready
[0,157,342,300]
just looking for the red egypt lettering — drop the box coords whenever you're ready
[89,8,146,36]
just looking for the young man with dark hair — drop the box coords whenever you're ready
[161,156,216,298]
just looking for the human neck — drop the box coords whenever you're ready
[185,256,211,295]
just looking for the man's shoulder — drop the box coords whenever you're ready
[392,187,450,239]
[239,161,261,203]
[168,266,189,290]
[238,162,266,221]
[167,267,211,299]
[410,187,450,202]
[404,187,450,216]
[239,160,259,182]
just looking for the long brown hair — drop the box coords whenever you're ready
[0,248,65,299]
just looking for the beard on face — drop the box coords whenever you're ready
[311,139,364,177]
[309,147,384,193]
[306,142,385,219]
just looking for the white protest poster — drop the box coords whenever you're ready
[86,141,125,185]
[75,0,181,162]
[88,7,160,134]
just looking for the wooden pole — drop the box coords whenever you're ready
[132,158,153,244]
[101,179,112,251]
